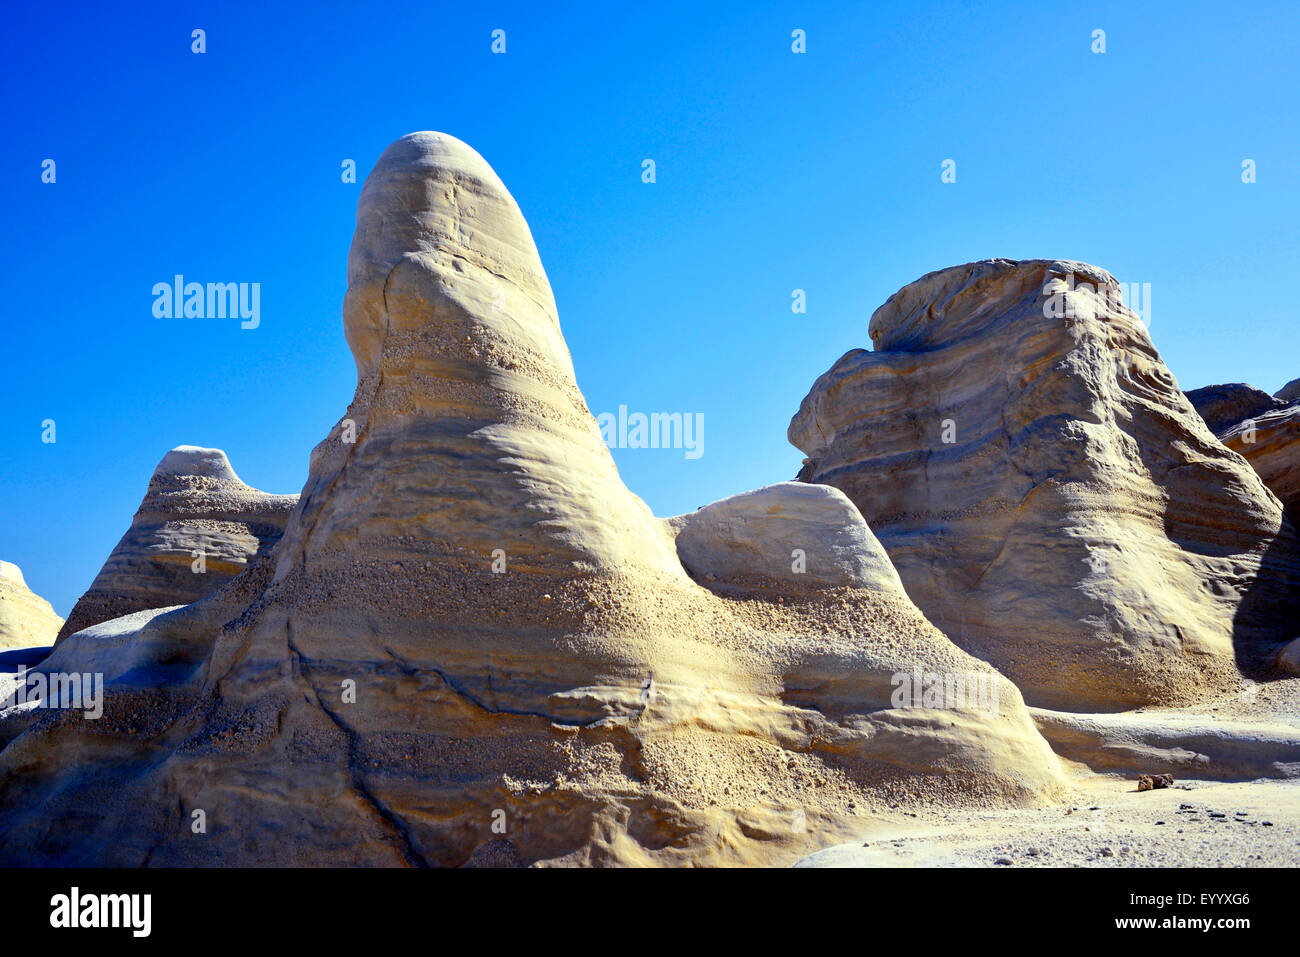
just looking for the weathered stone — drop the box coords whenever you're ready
[1276,377,1300,405]
[668,482,903,595]
[1220,405,1300,511]
[1184,382,1286,434]
[790,258,1300,711]
[0,562,63,650]
[0,137,1065,867]
[1137,773,1174,792]
[55,446,297,643]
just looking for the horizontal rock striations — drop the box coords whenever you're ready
[1220,405,1300,511]
[1187,380,1300,513]
[54,446,297,643]
[0,562,63,650]
[1184,382,1288,434]
[790,259,1300,711]
[0,137,1065,867]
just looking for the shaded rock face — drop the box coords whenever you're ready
[1220,405,1300,511]
[55,446,297,644]
[1184,383,1287,434]
[0,136,1065,867]
[1185,380,1299,512]
[668,482,903,595]
[790,258,1300,712]
[0,562,63,650]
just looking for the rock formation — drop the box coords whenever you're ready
[1277,377,1300,405]
[1219,405,1300,511]
[0,135,1066,867]
[668,482,903,595]
[1185,381,1299,513]
[55,446,297,643]
[1278,637,1300,676]
[1184,382,1287,434]
[0,561,63,650]
[790,259,1300,711]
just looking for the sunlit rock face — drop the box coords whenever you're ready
[1187,380,1300,513]
[55,446,297,644]
[0,138,1066,868]
[0,561,63,650]
[1220,405,1300,512]
[668,482,904,596]
[791,259,1300,711]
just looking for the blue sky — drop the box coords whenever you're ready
[3,0,1297,616]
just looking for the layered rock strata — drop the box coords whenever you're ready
[0,137,1065,867]
[790,259,1300,710]
[55,446,297,643]
[0,562,63,651]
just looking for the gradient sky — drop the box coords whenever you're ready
[3,0,1297,617]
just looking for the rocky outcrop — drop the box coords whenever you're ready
[55,446,297,643]
[1184,382,1287,434]
[1220,405,1300,511]
[1278,637,1300,676]
[1030,708,1300,781]
[0,135,1066,867]
[668,482,903,595]
[790,258,1300,711]
[0,562,63,650]
[1183,379,1299,512]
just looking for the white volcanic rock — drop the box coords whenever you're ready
[669,482,903,594]
[0,136,1066,867]
[790,258,1300,711]
[0,562,63,650]
[1220,405,1300,510]
[56,446,297,642]
[288,131,687,585]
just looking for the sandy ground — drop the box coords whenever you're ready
[799,679,1300,867]
[797,774,1300,867]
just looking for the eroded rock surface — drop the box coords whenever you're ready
[55,446,297,643]
[1276,377,1300,405]
[0,137,1065,867]
[0,562,63,651]
[790,259,1300,711]
[668,482,903,595]
[1278,637,1300,676]
[1185,383,1287,434]
[1218,406,1300,512]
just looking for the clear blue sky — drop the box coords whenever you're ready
[3,0,1297,616]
